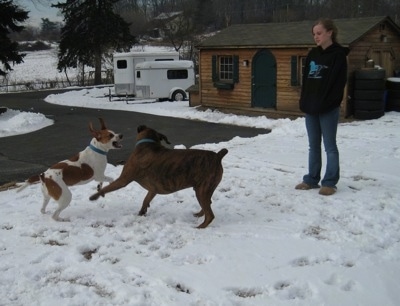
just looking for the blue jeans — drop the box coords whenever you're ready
[303,107,340,188]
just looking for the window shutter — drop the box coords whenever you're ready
[212,55,218,81]
[290,56,298,86]
[233,55,239,83]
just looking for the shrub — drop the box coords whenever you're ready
[18,41,52,51]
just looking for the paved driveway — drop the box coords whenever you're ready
[0,90,269,185]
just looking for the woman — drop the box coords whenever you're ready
[295,18,349,196]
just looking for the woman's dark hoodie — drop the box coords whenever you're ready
[299,42,350,115]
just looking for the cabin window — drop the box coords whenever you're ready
[299,56,306,85]
[136,71,141,78]
[212,55,239,89]
[290,56,306,86]
[167,69,188,79]
[219,56,233,80]
[117,60,127,69]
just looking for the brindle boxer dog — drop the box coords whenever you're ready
[90,125,228,228]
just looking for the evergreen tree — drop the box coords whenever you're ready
[40,18,60,42]
[53,0,136,85]
[0,0,29,76]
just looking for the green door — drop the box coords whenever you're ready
[252,49,277,108]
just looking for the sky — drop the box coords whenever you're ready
[18,0,64,27]
[1,49,400,305]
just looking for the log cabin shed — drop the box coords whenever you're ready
[194,16,400,118]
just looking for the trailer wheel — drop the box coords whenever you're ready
[170,90,186,101]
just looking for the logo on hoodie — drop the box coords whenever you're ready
[308,61,328,79]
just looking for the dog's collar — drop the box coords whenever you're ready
[135,138,156,147]
[89,144,107,155]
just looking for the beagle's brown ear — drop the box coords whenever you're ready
[98,118,107,130]
[137,125,147,133]
[89,122,101,140]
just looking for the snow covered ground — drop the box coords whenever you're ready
[0,49,399,305]
[4,49,76,84]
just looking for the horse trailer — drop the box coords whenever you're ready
[134,60,195,101]
[113,51,179,96]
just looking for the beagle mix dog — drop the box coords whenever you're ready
[18,118,122,221]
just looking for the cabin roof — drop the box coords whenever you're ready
[197,16,400,49]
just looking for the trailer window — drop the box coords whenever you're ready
[136,71,141,78]
[117,60,127,69]
[167,69,188,79]
[155,59,175,61]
